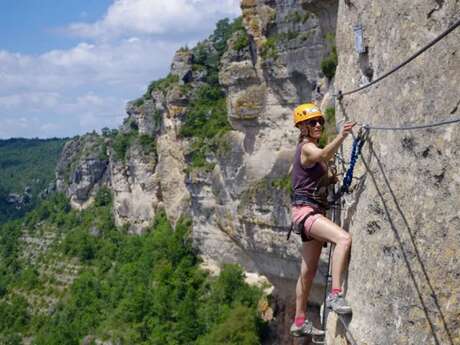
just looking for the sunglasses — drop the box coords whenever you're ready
[304,118,325,126]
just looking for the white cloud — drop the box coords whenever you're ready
[0,38,176,138]
[0,92,60,110]
[68,0,240,39]
[0,0,241,138]
[40,122,61,132]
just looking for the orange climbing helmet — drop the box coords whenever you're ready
[293,103,324,127]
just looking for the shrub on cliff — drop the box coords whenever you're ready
[94,187,112,207]
[229,17,250,51]
[320,46,338,79]
[144,74,179,99]
[111,131,136,161]
[233,30,250,51]
[321,33,338,79]
[180,84,231,171]
[261,36,278,60]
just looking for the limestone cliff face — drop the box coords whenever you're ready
[329,1,460,344]
[56,133,110,210]
[56,0,336,294]
[191,0,339,301]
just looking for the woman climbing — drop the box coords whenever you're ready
[289,103,355,337]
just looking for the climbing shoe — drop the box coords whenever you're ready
[326,293,352,314]
[290,319,325,337]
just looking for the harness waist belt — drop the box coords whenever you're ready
[292,194,325,209]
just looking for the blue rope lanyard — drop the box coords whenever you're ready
[341,127,369,193]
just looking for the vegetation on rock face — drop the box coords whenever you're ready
[110,122,157,163]
[125,17,245,173]
[260,36,279,60]
[230,17,250,51]
[212,17,248,58]
[133,97,145,107]
[179,18,250,171]
[112,131,137,162]
[191,16,249,86]
[144,74,180,100]
[152,109,162,129]
[260,8,316,61]
[139,134,157,155]
[320,47,337,79]
[271,175,292,193]
[233,30,250,51]
[180,85,231,170]
[0,138,66,224]
[320,33,338,79]
[0,192,267,344]
[285,10,311,24]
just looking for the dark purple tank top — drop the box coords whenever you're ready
[292,142,329,207]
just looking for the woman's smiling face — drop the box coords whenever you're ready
[299,117,324,140]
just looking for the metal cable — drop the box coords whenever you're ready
[337,17,460,98]
[362,116,460,131]
[337,315,359,345]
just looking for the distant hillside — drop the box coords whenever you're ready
[0,192,266,345]
[0,138,67,223]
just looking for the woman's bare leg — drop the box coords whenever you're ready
[295,239,324,319]
[308,216,352,291]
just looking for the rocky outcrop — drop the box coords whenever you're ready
[110,143,159,234]
[170,49,193,84]
[56,133,109,210]
[189,0,339,302]
[331,1,460,344]
[6,187,32,209]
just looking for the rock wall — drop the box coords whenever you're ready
[332,1,460,344]
[192,0,339,302]
[56,133,110,210]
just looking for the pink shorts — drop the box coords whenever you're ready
[292,205,324,242]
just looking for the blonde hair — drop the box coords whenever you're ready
[298,132,309,143]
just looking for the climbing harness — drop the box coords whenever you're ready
[335,17,460,99]
[287,126,370,238]
[286,212,311,241]
[287,195,325,241]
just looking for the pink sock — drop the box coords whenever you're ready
[331,288,342,296]
[295,316,305,327]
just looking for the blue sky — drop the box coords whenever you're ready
[0,0,240,138]
[0,1,112,54]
